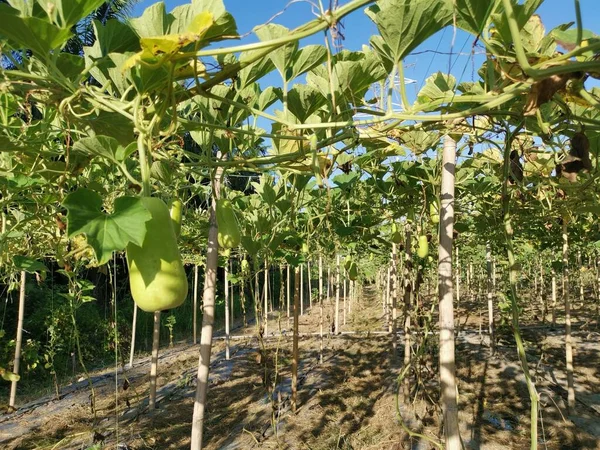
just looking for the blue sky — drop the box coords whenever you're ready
[130,0,600,98]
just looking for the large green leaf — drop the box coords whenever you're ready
[63,189,152,265]
[519,13,546,55]
[254,24,298,80]
[551,28,599,58]
[288,45,327,81]
[365,0,452,63]
[129,2,171,38]
[6,0,46,17]
[124,11,214,70]
[92,19,140,55]
[394,130,440,155]
[55,53,85,79]
[170,0,237,42]
[0,4,72,55]
[40,0,106,28]
[286,84,326,123]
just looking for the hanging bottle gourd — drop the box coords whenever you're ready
[216,199,241,249]
[126,197,188,312]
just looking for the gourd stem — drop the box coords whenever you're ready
[137,133,151,197]
[397,61,410,112]
[574,0,583,46]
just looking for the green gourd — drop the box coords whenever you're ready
[344,256,352,271]
[348,261,358,280]
[126,197,188,312]
[241,258,250,274]
[417,235,429,259]
[216,199,241,249]
[390,222,403,244]
[169,198,183,237]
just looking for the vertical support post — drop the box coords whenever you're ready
[438,135,460,450]
[8,271,26,409]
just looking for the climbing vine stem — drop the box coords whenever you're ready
[501,121,539,450]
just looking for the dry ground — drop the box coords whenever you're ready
[1,285,600,449]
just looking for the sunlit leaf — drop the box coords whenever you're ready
[417,72,457,109]
[365,0,452,63]
[254,23,298,79]
[454,0,500,36]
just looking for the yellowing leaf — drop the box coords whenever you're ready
[141,36,184,56]
[124,11,214,69]
[186,11,214,34]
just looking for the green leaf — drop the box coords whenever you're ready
[254,24,298,79]
[0,4,72,55]
[551,28,599,57]
[170,0,237,42]
[335,226,357,237]
[454,0,500,36]
[286,84,326,123]
[395,130,440,155]
[92,19,140,55]
[417,72,457,106]
[257,86,280,112]
[55,53,85,79]
[43,0,106,29]
[129,2,171,38]
[73,136,135,164]
[63,189,152,265]
[491,0,544,47]
[83,111,135,146]
[288,45,327,81]
[332,172,360,191]
[365,0,452,63]
[13,256,48,275]
[241,236,261,256]
[369,35,394,73]
[238,50,276,88]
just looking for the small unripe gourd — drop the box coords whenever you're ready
[169,198,183,237]
[430,202,439,224]
[344,256,352,271]
[216,199,241,249]
[390,222,402,244]
[241,258,250,274]
[126,197,188,312]
[417,235,429,259]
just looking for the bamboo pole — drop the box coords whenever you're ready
[8,271,26,409]
[563,220,575,412]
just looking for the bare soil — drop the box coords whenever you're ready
[1,285,600,449]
